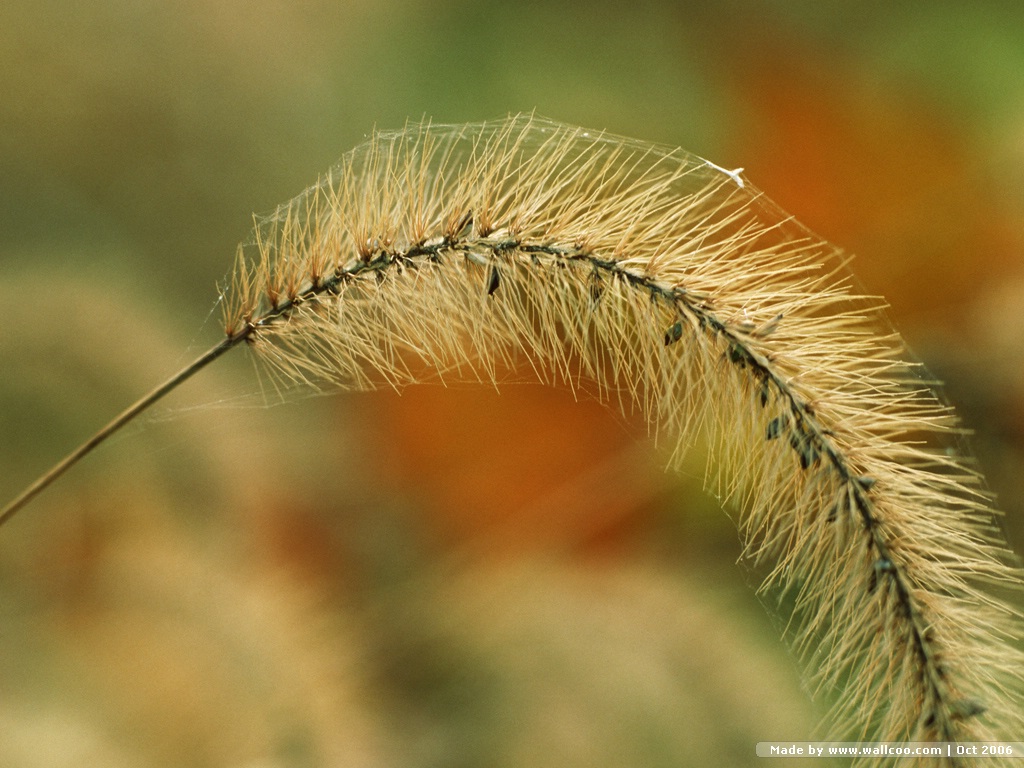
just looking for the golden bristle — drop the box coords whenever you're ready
[4,114,1021,764]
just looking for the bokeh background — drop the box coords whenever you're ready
[2,1,1023,766]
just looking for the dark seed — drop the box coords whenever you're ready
[453,210,474,239]
[789,430,803,452]
[856,476,877,492]
[951,698,987,720]
[487,265,501,295]
[728,343,749,367]
[789,431,817,469]
[664,321,683,346]
[871,558,894,592]
[801,446,818,469]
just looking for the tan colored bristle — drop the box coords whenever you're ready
[225,115,1023,762]
[4,114,1022,764]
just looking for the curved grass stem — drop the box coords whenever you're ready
[0,333,244,526]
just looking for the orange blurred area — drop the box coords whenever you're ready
[733,47,1022,334]
[358,383,661,556]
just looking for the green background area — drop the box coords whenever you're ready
[2,2,1023,766]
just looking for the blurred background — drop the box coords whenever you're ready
[2,1,1023,766]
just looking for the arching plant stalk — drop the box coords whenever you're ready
[3,114,1022,765]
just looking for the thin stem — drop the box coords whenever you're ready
[0,332,247,527]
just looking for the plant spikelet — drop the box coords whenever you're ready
[3,114,1021,764]
[224,115,1024,763]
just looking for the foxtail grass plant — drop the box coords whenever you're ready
[2,115,1022,764]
